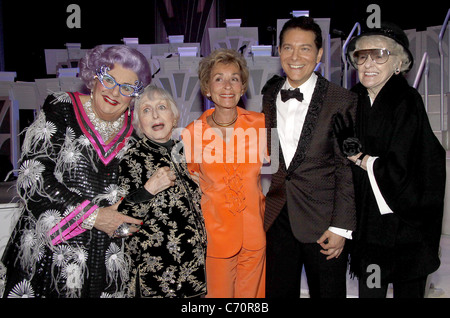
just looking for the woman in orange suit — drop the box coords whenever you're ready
[182,49,267,298]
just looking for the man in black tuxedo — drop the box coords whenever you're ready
[263,16,357,298]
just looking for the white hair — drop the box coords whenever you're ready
[132,85,180,138]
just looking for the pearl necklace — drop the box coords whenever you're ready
[211,111,238,127]
[83,99,124,142]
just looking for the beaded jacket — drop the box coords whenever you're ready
[117,136,207,298]
[1,92,133,298]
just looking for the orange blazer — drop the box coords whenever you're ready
[182,107,266,258]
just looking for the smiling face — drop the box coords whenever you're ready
[355,36,401,99]
[279,28,323,88]
[91,63,138,121]
[137,94,175,143]
[206,62,244,110]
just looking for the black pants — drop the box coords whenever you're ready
[358,273,427,298]
[266,206,348,298]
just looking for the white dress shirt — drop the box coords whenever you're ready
[276,73,352,239]
[277,73,317,168]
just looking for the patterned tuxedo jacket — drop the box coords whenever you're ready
[262,72,357,243]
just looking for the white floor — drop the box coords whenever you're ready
[300,234,450,298]
[3,190,450,298]
[423,235,450,298]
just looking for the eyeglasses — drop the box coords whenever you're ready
[352,49,392,65]
[95,65,143,97]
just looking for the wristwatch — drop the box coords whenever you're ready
[355,153,366,167]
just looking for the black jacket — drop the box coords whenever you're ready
[350,74,446,282]
[117,136,207,297]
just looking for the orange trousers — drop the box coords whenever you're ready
[205,247,266,298]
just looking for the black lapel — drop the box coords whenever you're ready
[287,73,329,173]
[263,75,287,171]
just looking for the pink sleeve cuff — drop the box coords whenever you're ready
[48,200,99,245]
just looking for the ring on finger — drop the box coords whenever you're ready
[113,223,131,238]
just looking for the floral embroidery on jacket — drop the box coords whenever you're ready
[118,137,206,298]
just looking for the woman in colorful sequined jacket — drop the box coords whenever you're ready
[182,49,267,298]
[117,85,207,298]
[1,45,151,298]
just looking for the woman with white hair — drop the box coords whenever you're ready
[334,22,446,298]
[117,85,207,298]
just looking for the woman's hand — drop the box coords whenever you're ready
[189,170,200,186]
[333,112,361,157]
[348,152,369,171]
[94,201,142,237]
[144,166,176,195]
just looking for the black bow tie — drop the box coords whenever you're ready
[280,88,304,103]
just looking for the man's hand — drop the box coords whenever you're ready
[94,201,142,237]
[317,230,346,260]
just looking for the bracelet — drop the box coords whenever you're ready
[81,208,99,230]
[355,153,366,167]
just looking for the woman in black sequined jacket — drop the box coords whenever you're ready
[1,45,151,298]
[117,85,207,298]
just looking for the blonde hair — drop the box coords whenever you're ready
[197,48,249,97]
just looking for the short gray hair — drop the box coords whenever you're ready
[132,85,180,138]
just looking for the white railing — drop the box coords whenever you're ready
[438,8,450,130]
[342,22,361,89]
[314,61,325,76]
[413,52,430,111]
